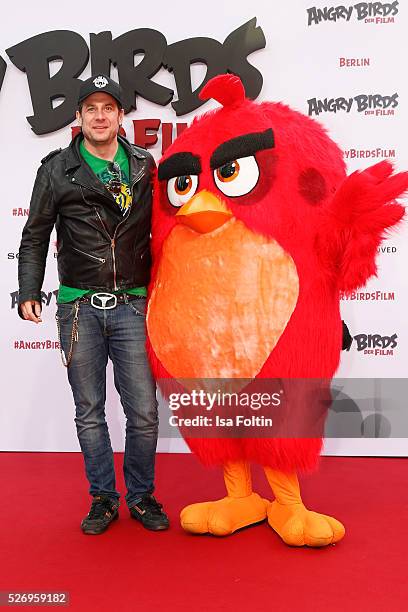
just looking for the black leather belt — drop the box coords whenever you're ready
[78,292,146,309]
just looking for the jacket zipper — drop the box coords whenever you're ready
[94,209,123,291]
[79,159,147,290]
[107,163,147,289]
[111,238,117,289]
[72,246,106,263]
[131,165,146,191]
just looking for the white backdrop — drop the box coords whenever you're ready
[1,0,407,454]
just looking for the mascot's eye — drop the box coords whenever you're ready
[167,175,198,208]
[214,156,259,197]
[216,160,240,182]
[175,176,193,195]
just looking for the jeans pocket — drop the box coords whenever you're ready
[127,298,147,317]
[55,302,76,322]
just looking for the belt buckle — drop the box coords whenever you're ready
[90,292,117,310]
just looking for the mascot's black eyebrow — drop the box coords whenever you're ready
[158,152,202,180]
[210,128,275,169]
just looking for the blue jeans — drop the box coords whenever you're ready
[56,297,158,507]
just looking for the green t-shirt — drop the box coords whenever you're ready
[80,140,132,215]
[58,140,146,304]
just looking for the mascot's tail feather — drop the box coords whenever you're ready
[317,161,408,292]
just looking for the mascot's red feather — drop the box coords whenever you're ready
[146,74,408,546]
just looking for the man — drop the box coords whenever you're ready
[18,74,169,535]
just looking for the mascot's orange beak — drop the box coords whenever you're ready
[175,190,233,233]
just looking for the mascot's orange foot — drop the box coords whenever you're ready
[180,493,269,536]
[267,501,345,547]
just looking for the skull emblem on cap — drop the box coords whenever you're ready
[93,76,109,89]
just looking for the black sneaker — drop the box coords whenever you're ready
[129,494,169,531]
[81,495,119,535]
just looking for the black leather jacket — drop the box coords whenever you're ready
[18,133,155,307]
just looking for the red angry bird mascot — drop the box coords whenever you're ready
[146,74,408,546]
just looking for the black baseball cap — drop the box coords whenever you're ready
[78,74,123,108]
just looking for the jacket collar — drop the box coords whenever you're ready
[65,132,147,172]
[64,133,148,200]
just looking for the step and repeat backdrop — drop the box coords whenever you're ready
[0,0,407,454]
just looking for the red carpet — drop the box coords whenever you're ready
[1,453,407,611]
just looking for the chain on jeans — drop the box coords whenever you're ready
[55,301,80,368]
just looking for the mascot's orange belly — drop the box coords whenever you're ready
[147,218,299,379]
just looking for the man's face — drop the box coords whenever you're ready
[76,92,124,146]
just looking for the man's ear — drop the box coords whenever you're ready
[119,108,124,125]
[76,110,82,125]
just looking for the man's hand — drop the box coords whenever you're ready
[20,300,42,323]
